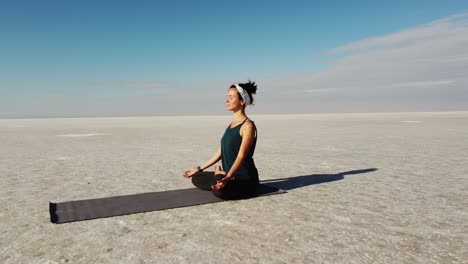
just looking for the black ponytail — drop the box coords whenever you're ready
[237,80,257,105]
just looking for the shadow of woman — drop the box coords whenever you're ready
[260,168,378,191]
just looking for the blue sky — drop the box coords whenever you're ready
[1,1,468,118]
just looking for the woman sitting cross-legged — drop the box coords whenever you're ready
[183,81,259,200]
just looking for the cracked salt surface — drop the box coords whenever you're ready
[57,133,107,137]
[1,112,467,263]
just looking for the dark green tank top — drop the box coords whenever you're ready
[221,118,258,182]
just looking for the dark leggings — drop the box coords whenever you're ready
[191,171,259,200]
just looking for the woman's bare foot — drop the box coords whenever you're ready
[214,165,221,174]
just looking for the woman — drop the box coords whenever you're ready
[183,81,259,200]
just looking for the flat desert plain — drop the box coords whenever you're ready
[0,112,467,263]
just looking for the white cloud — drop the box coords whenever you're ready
[256,12,468,112]
[390,80,456,88]
[328,13,468,54]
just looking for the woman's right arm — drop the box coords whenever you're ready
[183,147,222,178]
[200,147,222,170]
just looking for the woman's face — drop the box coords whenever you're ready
[226,87,243,111]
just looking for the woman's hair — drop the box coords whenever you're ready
[230,80,257,106]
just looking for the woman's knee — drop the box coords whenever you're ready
[192,171,217,191]
[212,181,258,200]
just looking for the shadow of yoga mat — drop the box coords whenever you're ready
[50,184,285,224]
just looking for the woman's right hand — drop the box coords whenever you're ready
[183,168,199,178]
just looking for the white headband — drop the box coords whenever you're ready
[233,83,252,105]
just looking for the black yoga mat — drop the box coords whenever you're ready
[50,184,285,224]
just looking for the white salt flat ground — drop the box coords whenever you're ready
[0,112,467,263]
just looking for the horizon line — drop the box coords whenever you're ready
[2,110,468,120]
